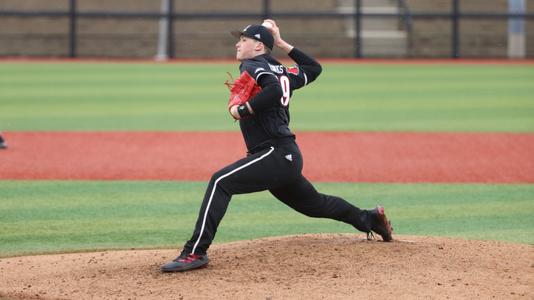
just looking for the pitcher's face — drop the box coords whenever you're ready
[235,36,262,61]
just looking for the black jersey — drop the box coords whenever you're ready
[238,48,321,152]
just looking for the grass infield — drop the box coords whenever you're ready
[1,181,532,257]
[1,62,533,132]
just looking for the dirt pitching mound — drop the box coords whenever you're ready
[0,234,532,299]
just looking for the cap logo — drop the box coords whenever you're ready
[254,34,261,39]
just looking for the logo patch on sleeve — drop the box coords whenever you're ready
[287,66,300,75]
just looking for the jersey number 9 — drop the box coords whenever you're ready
[279,75,290,107]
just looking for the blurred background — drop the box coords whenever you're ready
[0,0,532,59]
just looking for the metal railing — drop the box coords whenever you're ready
[0,0,532,58]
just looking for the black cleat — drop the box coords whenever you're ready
[368,206,393,242]
[161,253,209,272]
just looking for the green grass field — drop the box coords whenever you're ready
[1,63,533,131]
[1,181,533,257]
[1,62,533,257]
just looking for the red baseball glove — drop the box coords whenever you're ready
[225,71,261,110]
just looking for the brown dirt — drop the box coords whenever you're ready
[1,131,533,183]
[0,234,532,300]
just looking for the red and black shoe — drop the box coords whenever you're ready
[368,206,394,242]
[161,252,209,272]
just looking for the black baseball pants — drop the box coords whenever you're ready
[183,141,375,255]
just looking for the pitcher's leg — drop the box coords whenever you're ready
[270,176,374,233]
[183,147,278,255]
[182,172,231,255]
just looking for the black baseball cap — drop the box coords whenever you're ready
[231,24,274,50]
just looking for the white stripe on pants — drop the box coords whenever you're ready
[191,147,275,254]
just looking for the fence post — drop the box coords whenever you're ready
[262,0,271,20]
[451,0,460,58]
[508,0,526,58]
[167,0,175,59]
[354,0,362,58]
[69,0,77,58]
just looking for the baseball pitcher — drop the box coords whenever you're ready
[161,20,393,272]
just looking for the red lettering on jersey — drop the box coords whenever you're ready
[287,66,299,75]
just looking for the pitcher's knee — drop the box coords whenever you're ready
[211,169,227,182]
[209,171,235,195]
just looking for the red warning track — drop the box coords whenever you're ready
[1,131,533,183]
